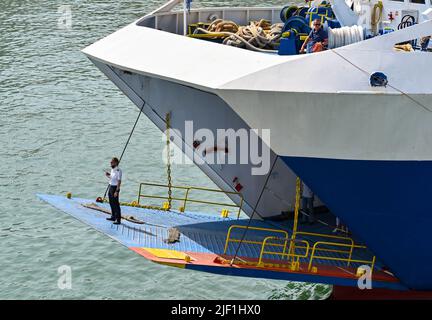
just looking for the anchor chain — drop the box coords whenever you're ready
[165,112,173,210]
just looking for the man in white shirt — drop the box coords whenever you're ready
[105,157,122,224]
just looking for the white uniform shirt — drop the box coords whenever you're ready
[302,182,313,198]
[109,167,122,186]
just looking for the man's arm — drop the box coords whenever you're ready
[300,36,310,53]
[114,169,122,197]
[321,29,328,47]
[114,180,121,197]
[322,36,328,47]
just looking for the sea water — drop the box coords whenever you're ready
[0,0,331,299]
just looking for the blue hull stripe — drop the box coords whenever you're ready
[281,156,432,290]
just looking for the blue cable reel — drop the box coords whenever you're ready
[296,7,310,18]
[282,16,311,34]
[280,5,299,23]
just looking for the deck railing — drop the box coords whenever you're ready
[258,236,310,267]
[290,231,355,266]
[137,182,244,218]
[223,225,289,254]
[308,241,376,271]
[223,224,376,272]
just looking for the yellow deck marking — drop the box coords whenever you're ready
[143,248,191,261]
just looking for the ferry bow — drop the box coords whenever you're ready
[40,0,432,297]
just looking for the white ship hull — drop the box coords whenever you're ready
[82,2,432,290]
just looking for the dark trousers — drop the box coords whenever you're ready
[108,185,121,222]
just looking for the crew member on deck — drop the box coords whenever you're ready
[300,19,328,54]
[105,157,122,224]
[421,36,431,51]
[301,181,315,224]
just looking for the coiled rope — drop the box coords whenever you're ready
[371,1,383,35]
[328,25,364,49]
[195,19,283,53]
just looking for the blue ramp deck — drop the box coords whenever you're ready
[37,194,406,290]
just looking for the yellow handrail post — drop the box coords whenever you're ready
[308,243,318,271]
[347,244,354,267]
[137,183,142,205]
[371,255,376,272]
[183,187,191,212]
[237,197,244,220]
[223,225,235,254]
[258,238,269,266]
[282,238,288,257]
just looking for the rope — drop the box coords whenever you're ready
[371,1,383,35]
[331,49,432,113]
[102,102,146,200]
[328,25,364,49]
[195,19,283,53]
[165,112,173,210]
[230,156,279,265]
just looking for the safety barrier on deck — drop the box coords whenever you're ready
[137,182,244,218]
[224,225,376,273]
[258,236,310,268]
[292,231,375,270]
[223,225,289,254]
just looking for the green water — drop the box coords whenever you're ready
[0,0,331,299]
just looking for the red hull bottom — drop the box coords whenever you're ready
[330,286,432,300]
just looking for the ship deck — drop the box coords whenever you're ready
[38,194,407,291]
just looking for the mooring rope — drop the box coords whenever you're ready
[194,19,283,53]
[230,155,279,266]
[331,49,432,113]
[103,102,146,200]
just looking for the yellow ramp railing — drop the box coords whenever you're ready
[258,236,310,268]
[223,225,376,272]
[308,241,376,271]
[290,231,355,266]
[137,182,244,218]
[224,225,289,254]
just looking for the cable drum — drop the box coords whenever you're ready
[328,25,364,49]
[280,5,298,23]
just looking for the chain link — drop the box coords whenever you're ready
[165,112,172,210]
